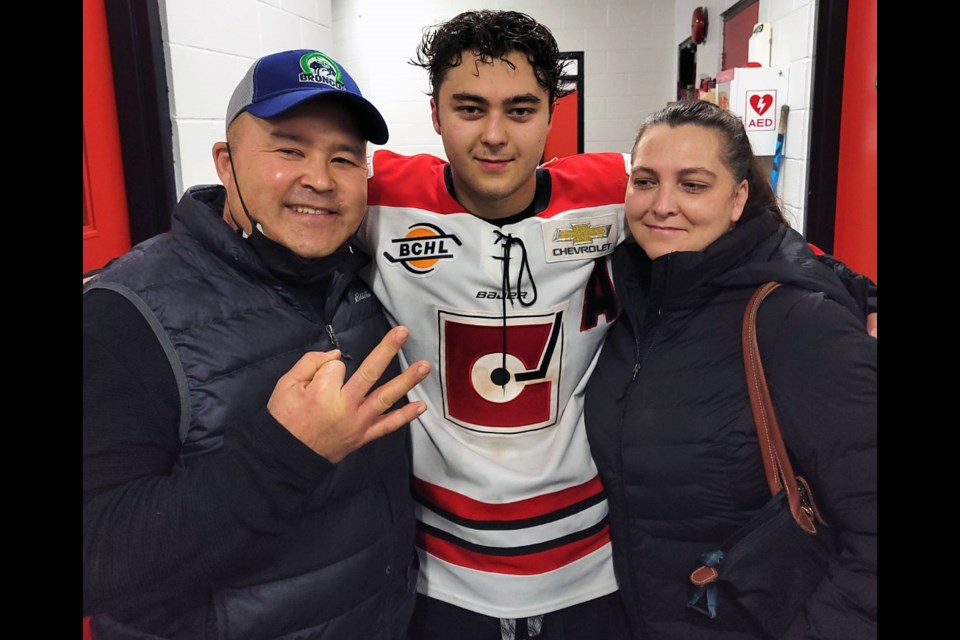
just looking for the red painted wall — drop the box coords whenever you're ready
[833,0,877,282]
[83,0,131,272]
[543,89,580,162]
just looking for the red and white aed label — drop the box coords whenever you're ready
[745,91,777,131]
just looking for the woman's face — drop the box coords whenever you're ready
[625,123,748,260]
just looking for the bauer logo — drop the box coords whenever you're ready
[383,223,462,275]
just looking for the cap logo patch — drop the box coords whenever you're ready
[298,52,344,90]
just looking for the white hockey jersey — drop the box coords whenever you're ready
[360,150,630,618]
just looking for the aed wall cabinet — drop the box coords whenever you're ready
[716,66,788,155]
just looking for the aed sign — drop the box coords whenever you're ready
[716,66,787,155]
[745,91,777,131]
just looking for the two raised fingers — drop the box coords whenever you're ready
[348,326,430,425]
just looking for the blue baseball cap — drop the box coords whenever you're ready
[225,49,389,144]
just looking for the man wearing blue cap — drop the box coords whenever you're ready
[83,50,429,640]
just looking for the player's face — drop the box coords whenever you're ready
[431,50,552,220]
[626,124,747,260]
[215,100,369,259]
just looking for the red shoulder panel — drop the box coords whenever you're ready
[539,153,629,217]
[368,150,464,213]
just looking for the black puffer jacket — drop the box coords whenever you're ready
[84,186,417,639]
[584,216,877,639]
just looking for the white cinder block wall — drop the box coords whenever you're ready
[673,0,818,230]
[160,0,817,231]
[160,0,336,195]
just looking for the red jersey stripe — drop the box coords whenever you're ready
[416,525,611,575]
[414,475,605,522]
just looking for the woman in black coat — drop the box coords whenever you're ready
[584,101,876,639]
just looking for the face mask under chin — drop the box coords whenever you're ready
[244,223,349,285]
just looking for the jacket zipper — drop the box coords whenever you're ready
[326,324,341,351]
[613,254,667,632]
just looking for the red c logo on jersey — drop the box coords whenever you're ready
[439,310,562,434]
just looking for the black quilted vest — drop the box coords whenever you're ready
[87,186,417,639]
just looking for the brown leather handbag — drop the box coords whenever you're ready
[686,281,837,638]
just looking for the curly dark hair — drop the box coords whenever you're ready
[411,10,571,106]
[632,100,787,226]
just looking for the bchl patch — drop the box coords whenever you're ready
[542,214,617,263]
[382,223,462,276]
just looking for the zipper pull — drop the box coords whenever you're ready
[326,324,351,360]
[631,362,640,381]
[326,324,339,348]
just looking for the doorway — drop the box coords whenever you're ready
[677,38,697,101]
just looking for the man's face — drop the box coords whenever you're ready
[431,51,552,220]
[214,99,368,259]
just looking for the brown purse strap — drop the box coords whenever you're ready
[742,282,819,534]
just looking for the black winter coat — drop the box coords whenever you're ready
[584,216,877,639]
[83,186,418,639]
